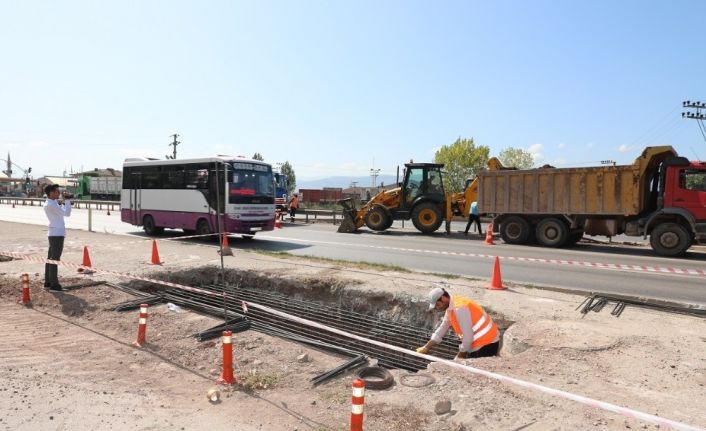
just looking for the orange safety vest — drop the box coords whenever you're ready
[289,196,299,209]
[447,295,499,351]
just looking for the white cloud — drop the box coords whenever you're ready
[618,144,634,153]
[557,142,566,149]
[585,142,595,149]
[527,143,545,164]
[527,143,544,155]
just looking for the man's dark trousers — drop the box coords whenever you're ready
[44,236,64,287]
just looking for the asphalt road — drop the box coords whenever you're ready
[1,203,705,305]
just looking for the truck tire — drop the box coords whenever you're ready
[565,231,584,246]
[649,223,691,256]
[142,215,164,236]
[411,202,443,234]
[500,216,531,244]
[535,218,569,247]
[365,206,392,231]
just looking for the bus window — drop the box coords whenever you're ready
[185,166,209,189]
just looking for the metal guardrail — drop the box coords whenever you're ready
[0,199,486,228]
[0,197,121,211]
[293,208,343,224]
[0,197,337,221]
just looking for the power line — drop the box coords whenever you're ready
[626,105,680,149]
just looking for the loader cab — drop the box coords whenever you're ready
[401,163,445,209]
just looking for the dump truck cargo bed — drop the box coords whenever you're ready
[477,146,678,217]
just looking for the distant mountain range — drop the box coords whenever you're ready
[296,175,399,190]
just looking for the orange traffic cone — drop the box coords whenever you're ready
[150,240,162,265]
[78,246,94,273]
[487,256,507,290]
[220,233,233,256]
[484,223,495,245]
[275,211,282,229]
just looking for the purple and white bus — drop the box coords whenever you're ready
[121,156,276,237]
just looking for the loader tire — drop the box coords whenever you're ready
[411,202,443,234]
[365,206,392,231]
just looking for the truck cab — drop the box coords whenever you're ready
[647,158,706,255]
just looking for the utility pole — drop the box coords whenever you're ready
[167,134,180,159]
[350,181,358,200]
[682,100,706,144]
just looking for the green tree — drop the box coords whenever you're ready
[280,161,296,195]
[252,152,265,161]
[498,147,534,169]
[434,138,489,192]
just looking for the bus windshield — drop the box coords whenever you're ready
[229,162,274,203]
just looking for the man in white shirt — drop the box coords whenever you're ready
[43,184,72,291]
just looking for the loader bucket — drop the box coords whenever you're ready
[337,198,360,233]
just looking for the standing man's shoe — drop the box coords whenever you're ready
[48,285,64,292]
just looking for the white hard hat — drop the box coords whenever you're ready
[428,287,446,310]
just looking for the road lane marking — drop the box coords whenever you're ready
[258,235,706,279]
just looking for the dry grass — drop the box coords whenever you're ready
[253,250,411,273]
[366,403,429,431]
[240,370,280,391]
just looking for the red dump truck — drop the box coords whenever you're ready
[477,146,706,256]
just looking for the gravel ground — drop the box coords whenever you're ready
[1,222,705,430]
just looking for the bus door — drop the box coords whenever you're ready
[129,172,142,225]
[207,163,227,232]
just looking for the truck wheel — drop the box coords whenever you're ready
[142,215,164,236]
[650,223,691,256]
[364,206,392,231]
[565,231,584,246]
[500,216,531,244]
[535,218,568,247]
[411,202,443,234]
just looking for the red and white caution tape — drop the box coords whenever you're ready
[0,251,220,298]
[83,232,223,248]
[242,300,704,431]
[261,236,706,278]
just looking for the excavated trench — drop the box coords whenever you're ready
[120,266,514,371]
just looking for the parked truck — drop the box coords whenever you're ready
[274,172,288,212]
[477,146,706,256]
[76,175,122,200]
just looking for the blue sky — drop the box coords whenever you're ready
[1,1,705,181]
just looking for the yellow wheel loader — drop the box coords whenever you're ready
[337,159,505,234]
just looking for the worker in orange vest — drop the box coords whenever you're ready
[416,287,499,359]
[288,193,299,222]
